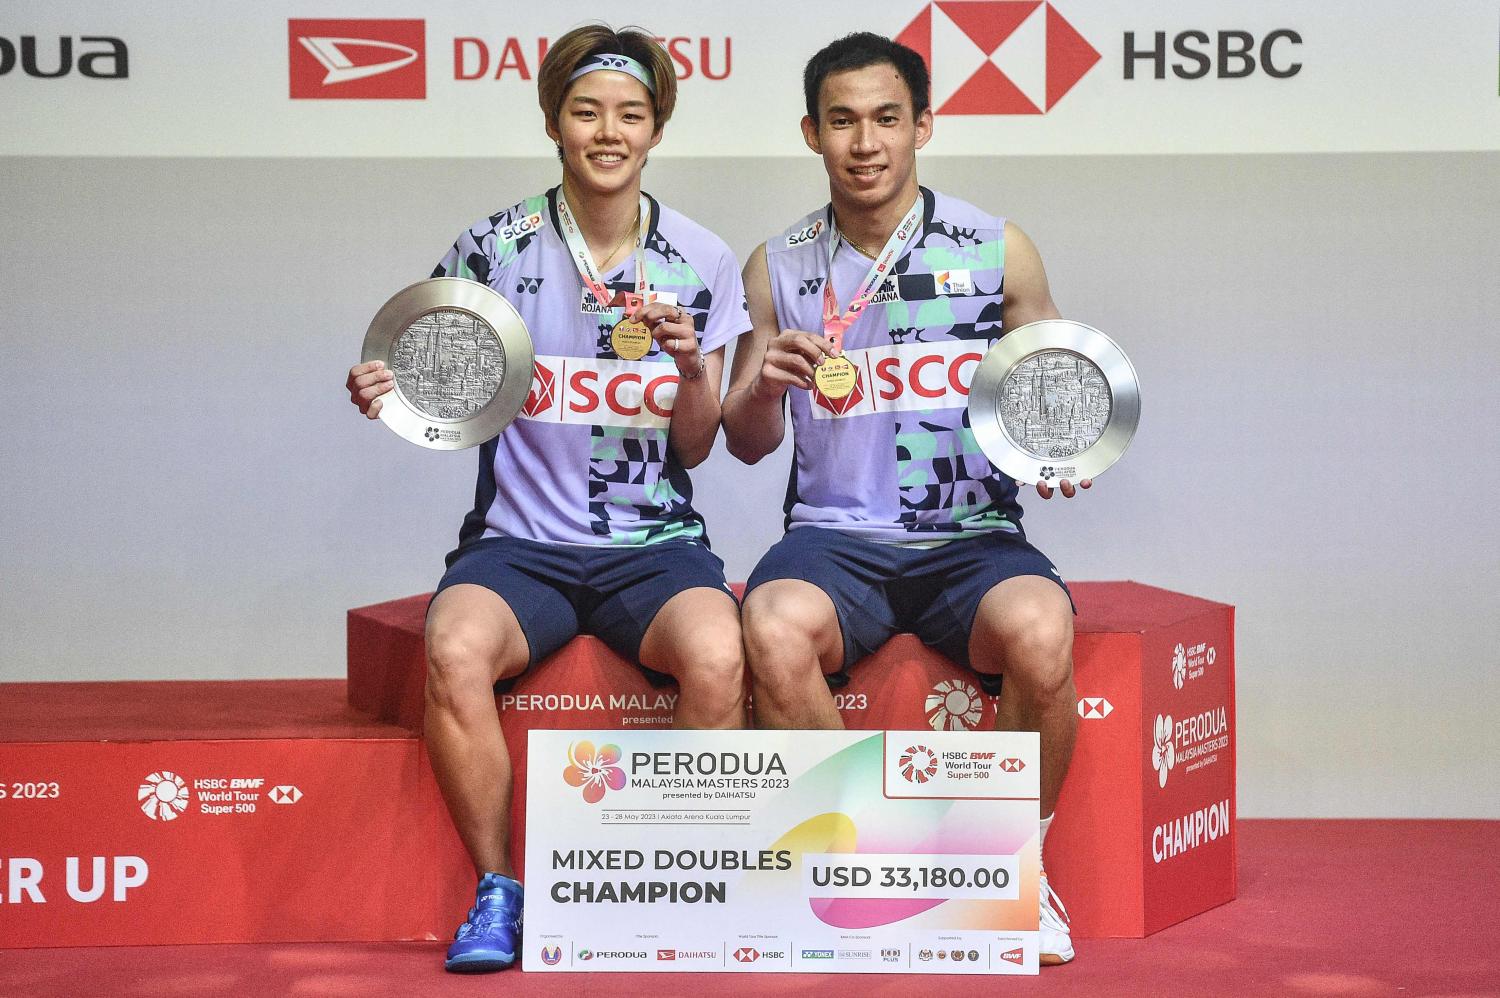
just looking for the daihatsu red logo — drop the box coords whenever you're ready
[289,19,425,99]
[895,2,1098,114]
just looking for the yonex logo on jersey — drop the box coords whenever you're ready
[288,20,426,99]
[798,278,826,297]
[521,354,678,428]
[515,276,543,294]
[499,211,544,242]
[785,219,825,247]
[807,340,988,421]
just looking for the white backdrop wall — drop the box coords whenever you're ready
[3,1,1499,818]
[3,152,1496,818]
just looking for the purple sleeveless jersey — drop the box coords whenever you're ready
[435,187,751,550]
[765,187,1024,540]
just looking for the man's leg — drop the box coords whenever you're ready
[424,583,530,877]
[639,586,747,730]
[971,576,1076,813]
[969,574,1078,965]
[742,579,846,729]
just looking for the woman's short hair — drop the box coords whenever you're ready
[538,24,677,131]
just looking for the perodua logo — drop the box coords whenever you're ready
[895,2,1099,115]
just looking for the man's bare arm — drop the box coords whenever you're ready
[721,242,835,464]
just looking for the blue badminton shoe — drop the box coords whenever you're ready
[445,873,522,973]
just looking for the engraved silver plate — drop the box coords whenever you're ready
[968,319,1140,485]
[361,277,534,450]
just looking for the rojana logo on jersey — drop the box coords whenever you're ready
[522,355,679,429]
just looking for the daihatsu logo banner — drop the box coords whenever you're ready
[2,1,1496,157]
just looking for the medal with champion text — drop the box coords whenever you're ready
[816,194,926,400]
[556,190,671,361]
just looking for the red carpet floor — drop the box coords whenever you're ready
[3,819,1495,997]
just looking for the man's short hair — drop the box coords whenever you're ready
[803,32,931,124]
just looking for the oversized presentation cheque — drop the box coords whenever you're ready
[523,729,1042,975]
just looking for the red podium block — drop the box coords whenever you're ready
[829,582,1237,937]
[0,681,472,949]
[345,580,1236,938]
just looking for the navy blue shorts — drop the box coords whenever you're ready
[435,536,736,685]
[745,527,1073,695]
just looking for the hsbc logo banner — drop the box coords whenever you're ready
[2,2,1495,156]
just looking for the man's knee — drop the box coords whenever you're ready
[424,622,517,714]
[975,586,1075,698]
[674,637,746,724]
[743,586,837,682]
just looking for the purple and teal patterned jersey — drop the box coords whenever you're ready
[435,187,751,551]
[766,187,1023,540]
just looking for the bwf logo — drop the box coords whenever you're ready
[894,1,1100,115]
[288,19,425,99]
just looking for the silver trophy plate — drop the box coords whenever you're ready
[968,319,1140,485]
[361,277,534,450]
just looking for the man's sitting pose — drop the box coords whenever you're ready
[721,31,1092,965]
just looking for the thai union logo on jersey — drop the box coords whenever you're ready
[522,355,678,429]
[288,19,426,99]
[809,340,987,421]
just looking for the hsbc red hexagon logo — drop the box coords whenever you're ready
[999,757,1025,773]
[734,947,760,963]
[1078,696,1113,719]
[524,361,556,417]
[289,19,426,99]
[895,2,1099,114]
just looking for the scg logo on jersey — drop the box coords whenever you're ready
[809,340,988,421]
[785,219,825,248]
[289,19,426,99]
[500,212,544,243]
[522,356,678,429]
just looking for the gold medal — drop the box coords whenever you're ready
[813,355,857,400]
[611,318,653,361]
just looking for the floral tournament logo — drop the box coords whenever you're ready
[563,740,626,804]
[1152,714,1176,788]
